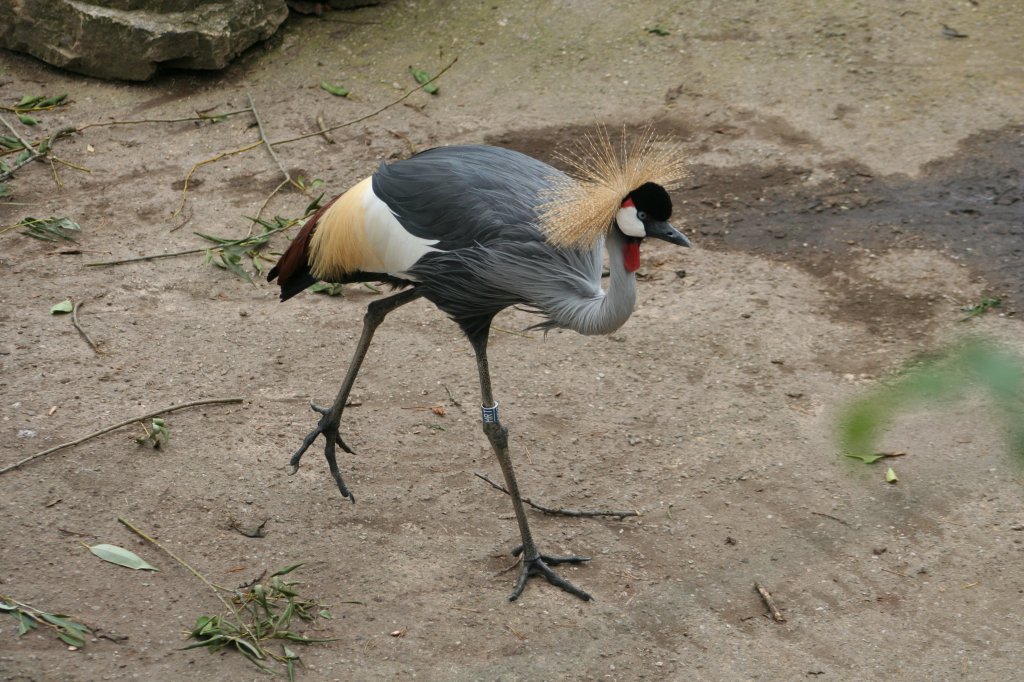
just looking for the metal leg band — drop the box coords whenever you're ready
[481,402,500,424]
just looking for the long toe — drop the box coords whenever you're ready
[508,555,592,602]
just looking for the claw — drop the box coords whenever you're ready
[508,552,592,602]
[286,401,356,501]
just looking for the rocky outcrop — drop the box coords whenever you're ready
[0,0,289,81]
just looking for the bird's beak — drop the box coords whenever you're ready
[646,221,691,247]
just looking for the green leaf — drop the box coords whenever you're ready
[409,67,439,95]
[270,563,304,578]
[0,184,10,197]
[16,94,40,108]
[191,615,216,635]
[318,608,332,619]
[57,630,86,648]
[39,93,68,108]
[320,81,350,97]
[309,282,344,296]
[646,26,671,36]
[17,612,38,635]
[50,299,73,314]
[885,467,898,483]
[88,543,159,571]
[304,192,324,216]
[17,113,38,126]
[19,216,81,242]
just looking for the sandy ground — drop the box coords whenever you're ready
[1,1,1023,680]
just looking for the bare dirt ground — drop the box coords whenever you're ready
[2,1,1023,680]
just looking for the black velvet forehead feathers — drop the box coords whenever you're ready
[627,182,672,221]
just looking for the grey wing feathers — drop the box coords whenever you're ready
[372,145,560,248]
[374,145,606,333]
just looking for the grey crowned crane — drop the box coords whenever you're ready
[268,133,690,601]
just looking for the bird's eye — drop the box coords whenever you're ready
[636,211,647,221]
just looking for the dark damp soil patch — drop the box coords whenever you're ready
[489,123,1024,328]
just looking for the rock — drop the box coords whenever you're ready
[0,0,289,81]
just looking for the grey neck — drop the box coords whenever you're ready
[570,227,638,336]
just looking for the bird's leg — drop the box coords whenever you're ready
[470,330,591,602]
[289,287,423,500]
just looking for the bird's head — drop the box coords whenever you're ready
[614,182,691,272]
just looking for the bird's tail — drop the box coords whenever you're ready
[267,195,341,301]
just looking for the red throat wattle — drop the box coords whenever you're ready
[624,240,640,272]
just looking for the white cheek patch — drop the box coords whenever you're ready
[616,205,646,238]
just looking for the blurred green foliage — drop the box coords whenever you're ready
[839,338,1024,464]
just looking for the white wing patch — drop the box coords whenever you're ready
[363,185,439,278]
[615,205,645,238]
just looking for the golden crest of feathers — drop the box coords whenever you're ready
[537,127,688,249]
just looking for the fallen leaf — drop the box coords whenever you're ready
[320,81,350,97]
[885,467,898,484]
[390,628,407,637]
[431,405,447,417]
[409,67,439,94]
[88,543,159,571]
[50,299,73,314]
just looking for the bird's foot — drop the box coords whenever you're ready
[508,545,591,601]
[288,401,356,502]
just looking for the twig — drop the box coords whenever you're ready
[173,140,262,217]
[442,384,461,407]
[0,397,243,475]
[254,177,291,227]
[74,109,252,133]
[248,93,292,187]
[315,111,335,144]
[811,511,851,527]
[170,58,456,217]
[0,115,40,158]
[71,300,101,354]
[169,211,192,233]
[754,582,785,623]
[0,114,42,178]
[474,472,639,520]
[271,57,458,147]
[49,157,62,188]
[881,567,910,578]
[50,156,91,173]
[86,246,208,267]
[117,517,255,641]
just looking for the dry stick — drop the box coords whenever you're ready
[71,300,101,354]
[253,177,291,229]
[173,139,262,217]
[474,472,639,520]
[272,57,457,148]
[248,93,292,186]
[0,397,242,476]
[0,114,42,179]
[247,93,295,224]
[116,518,256,642]
[87,221,293,267]
[754,582,786,623]
[0,126,76,182]
[171,58,457,218]
[85,246,208,267]
[74,109,252,133]
[316,111,335,144]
